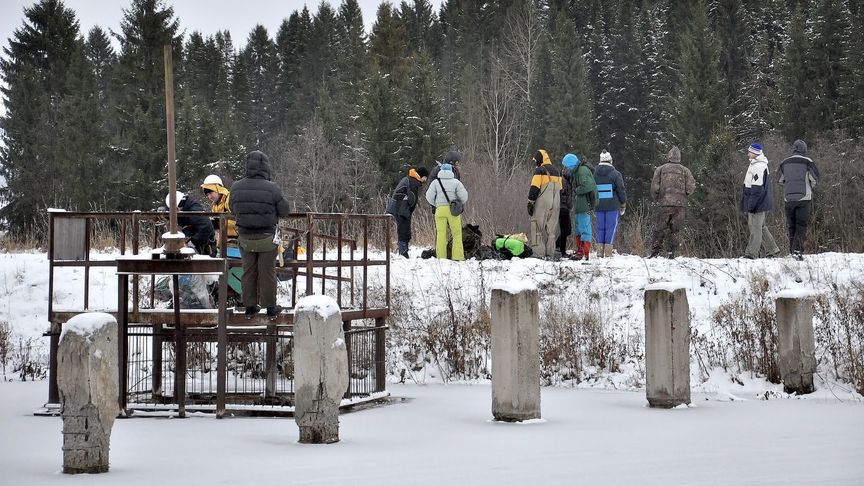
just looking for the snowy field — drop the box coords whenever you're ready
[2,380,863,485]
[1,250,863,484]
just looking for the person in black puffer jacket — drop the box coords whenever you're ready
[230,150,291,319]
[166,191,215,256]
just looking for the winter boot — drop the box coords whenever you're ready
[266,305,283,320]
[572,236,584,260]
[397,240,409,258]
[582,241,592,261]
[607,245,614,257]
[244,305,261,319]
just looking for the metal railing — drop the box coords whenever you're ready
[46,210,393,415]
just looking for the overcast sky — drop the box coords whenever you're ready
[1,0,444,53]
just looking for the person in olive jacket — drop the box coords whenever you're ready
[230,150,291,320]
[593,150,627,258]
[566,153,597,261]
[386,167,429,258]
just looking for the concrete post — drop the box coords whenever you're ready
[57,313,119,474]
[775,291,817,394]
[644,285,690,408]
[491,284,541,422]
[293,296,349,444]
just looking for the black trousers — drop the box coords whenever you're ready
[556,209,572,254]
[784,200,811,254]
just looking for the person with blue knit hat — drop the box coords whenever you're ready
[567,153,598,260]
[425,163,469,260]
[741,143,780,259]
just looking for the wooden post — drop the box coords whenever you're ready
[162,44,183,254]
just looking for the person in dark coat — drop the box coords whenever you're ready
[230,150,291,319]
[386,167,429,257]
[167,191,215,256]
[593,150,627,258]
[556,155,577,256]
[740,143,780,259]
[778,139,820,260]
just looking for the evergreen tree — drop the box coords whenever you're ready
[274,8,314,135]
[543,9,595,160]
[808,0,850,132]
[0,0,82,230]
[402,50,449,171]
[398,0,438,55]
[111,0,181,209]
[333,0,368,148]
[370,3,410,89]
[85,26,115,118]
[777,6,815,140]
[668,1,727,177]
[234,25,277,149]
[361,66,407,187]
[839,2,864,136]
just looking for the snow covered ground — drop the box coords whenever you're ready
[2,380,862,485]
[1,249,863,483]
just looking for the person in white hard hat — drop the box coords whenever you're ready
[200,174,237,241]
[165,191,215,255]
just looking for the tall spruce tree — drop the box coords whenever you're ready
[274,9,314,135]
[808,0,850,133]
[111,0,181,209]
[839,2,864,136]
[0,0,82,230]
[777,6,815,140]
[543,9,596,160]
[403,50,449,171]
[234,25,277,149]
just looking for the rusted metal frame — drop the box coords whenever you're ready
[350,240,355,307]
[321,237,327,295]
[216,258,227,418]
[343,320,352,398]
[265,324,277,398]
[150,228,158,307]
[363,219,368,314]
[375,318,387,392]
[305,213,314,296]
[218,214,227,258]
[53,307,389,327]
[52,261,116,267]
[172,274,186,418]
[47,213,59,404]
[386,217,392,309]
[132,213,140,313]
[337,218,343,307]
[152,323,163,399]
[280,260,387,269]
[120,219,126,256]
[118,274,129,413]
[84,218,91,309]
[44,210,229,219]
[116,258,224,275]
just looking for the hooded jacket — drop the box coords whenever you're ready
[740,153,773,213]
[425,169,468,208]
[571,156,597,214]
[386,169,425,218]
[177,196,215,245]
[200,182,237,238]
[593,162,627,212]
[230,151,290,235]
[651,147,696,207]
[778,140,820,202]
[527,150,563,202]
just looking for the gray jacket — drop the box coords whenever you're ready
[425,169,468,207]
[778,140,820,202]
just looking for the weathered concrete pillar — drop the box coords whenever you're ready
[775,291,817,394]
[293,295,349,444]
[57,312,119,474]
[644,284,690,408]
[491,284,541,422]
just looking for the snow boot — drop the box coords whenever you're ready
[571,236,584,260]
[266,305,283,320]
[244,305,261,319]
[582,241,592,261]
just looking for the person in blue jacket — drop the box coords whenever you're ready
[741,143,780,259]
[593,150,627,257]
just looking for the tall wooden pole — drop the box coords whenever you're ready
[162,44,183,254]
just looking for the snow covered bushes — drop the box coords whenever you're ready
[0,321,10,377]
[708,275,780,383]
[815,283,864,395]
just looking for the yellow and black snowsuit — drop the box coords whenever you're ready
[527,149,562,258]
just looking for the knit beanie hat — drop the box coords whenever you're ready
[600,150,612,162]
[562,153,579,169]
[748,143,763,156]
[440,163,453,172]
[792,139,808,155]
[416,166,429,178]
[667,146,682,163]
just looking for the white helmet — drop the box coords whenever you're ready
[165,191,185,208]
[202,174,223,186]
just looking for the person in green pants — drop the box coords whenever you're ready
[425,163,469,261]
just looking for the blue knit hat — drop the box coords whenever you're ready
[562,153,579,169]
[440,163,453,172]
[748,143,763,156]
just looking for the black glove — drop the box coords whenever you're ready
[527,201,535,217]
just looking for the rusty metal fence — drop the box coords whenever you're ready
[47,211,393,415]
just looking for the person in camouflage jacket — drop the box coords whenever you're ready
[649,146,696,258]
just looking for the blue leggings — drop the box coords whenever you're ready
[596,210,619,245]
[574,212,593,242]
